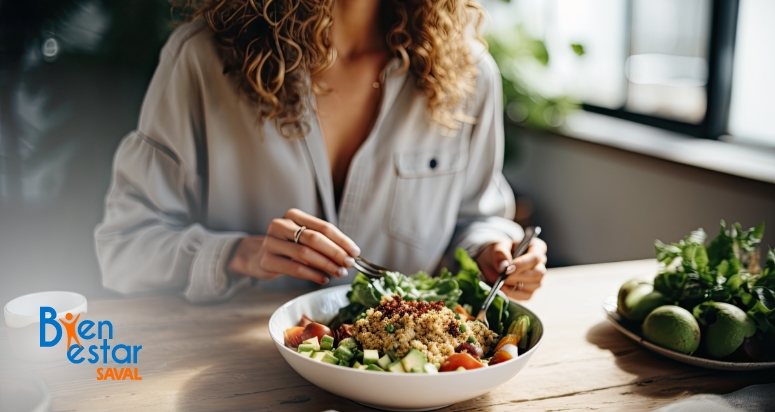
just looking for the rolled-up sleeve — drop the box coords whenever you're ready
[445,54,524,262]
[95,132,249,303]
[94,22,249,303]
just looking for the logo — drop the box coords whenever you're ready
[39,307,143,380]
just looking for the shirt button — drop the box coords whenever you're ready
[429,158,438,169]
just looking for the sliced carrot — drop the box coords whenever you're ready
[455,304,476,321]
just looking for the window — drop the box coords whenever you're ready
[728,0,775,146]
[485,0,773,145]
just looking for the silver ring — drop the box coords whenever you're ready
[293,226,306,244]
[513,281,524,291]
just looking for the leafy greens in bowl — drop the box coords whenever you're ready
[331,249,513,336]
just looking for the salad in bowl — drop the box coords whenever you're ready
[268,249,544,410]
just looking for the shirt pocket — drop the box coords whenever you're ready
[387,145,467,248]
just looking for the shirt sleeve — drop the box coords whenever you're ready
[94,21,250,303]
[444,53,524,265]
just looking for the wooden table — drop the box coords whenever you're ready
[2,259,773,411]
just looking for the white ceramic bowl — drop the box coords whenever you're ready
[4,291,87,362]
[269,285,544,411]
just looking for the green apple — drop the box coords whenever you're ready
[618,279,670,321]
[643,305,701,355]
[693,302,756,359]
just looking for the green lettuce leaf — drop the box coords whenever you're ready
[736,222,765,254]
[453,248,510,335]
[754,249,775,290]
[707,220,738,270]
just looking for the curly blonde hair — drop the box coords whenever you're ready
[177,0,485,138]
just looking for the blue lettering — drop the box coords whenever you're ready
[112,344,131,364]
[133,345,142,363]
[67,344,85,364]
[98,320,113,339]
[78,320,96,339]
[39,307,62,347]
[100,339,110,363]
[88,345,99,364]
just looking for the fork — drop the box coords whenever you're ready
[352,255,390,278]
[475,226,541,328]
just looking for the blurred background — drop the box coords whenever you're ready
[0,0,773,305]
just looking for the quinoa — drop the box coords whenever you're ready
[352,295,497,364]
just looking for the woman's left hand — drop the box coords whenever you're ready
[476,237,547,300]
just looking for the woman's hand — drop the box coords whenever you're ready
[477,237,547,300]
[227,209,361,285]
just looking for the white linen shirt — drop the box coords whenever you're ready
[94,19,523,303]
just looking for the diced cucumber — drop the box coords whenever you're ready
[321,353,340,365]
[455,366,465,371]
[334,346,354,362]
[298,350,315,358]
[433,362,441,370]
[312,352,328,362]
[352,361,363,369]
[410,367,423,373]
[301,337,320,351]
[401,349,427,373]
[377,354,392,370]
[363,349,380,365]
[338,338,358,350]
[423,363,438,374]
[297,344,316,353]
[320,335,335,351]
[338,359,349,367]
[358,365,368,370]
[387,359,406,373]
[366,364,385,372]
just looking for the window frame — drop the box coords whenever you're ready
[581,0,740,140]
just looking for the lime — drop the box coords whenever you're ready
[693,302,756,359]
[642,305,701,355]
[617,280,670,321]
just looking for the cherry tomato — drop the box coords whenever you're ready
[298,314,313,328]
[494,334,520,352]
[283,326,305,348]
[439,353,485,372]
[300,322,333,344]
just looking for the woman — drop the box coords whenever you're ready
[94,0,547,303]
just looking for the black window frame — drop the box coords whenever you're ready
[581,0,739,140]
